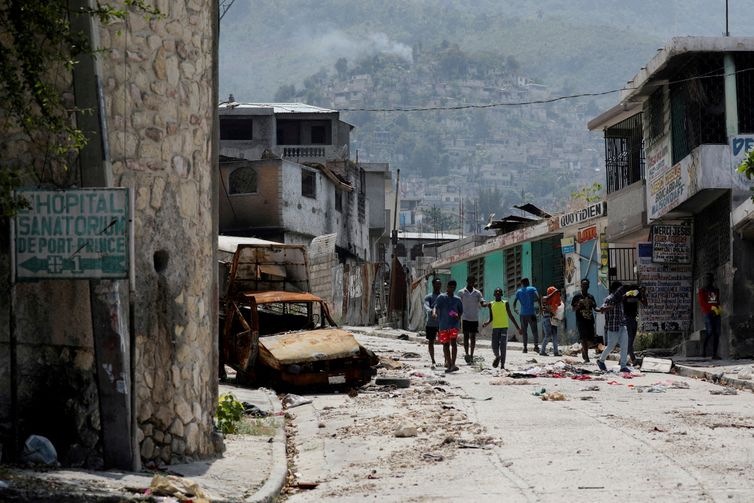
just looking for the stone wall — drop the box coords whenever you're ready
[97,1,218,464]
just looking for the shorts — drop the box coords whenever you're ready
[462,320,479,335]
[438,328,459,344]
[425,326,439,341]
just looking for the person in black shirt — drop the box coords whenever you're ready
[571,278,597,363]
[622,284,647,366]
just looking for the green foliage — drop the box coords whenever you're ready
[737,149,754,201]
[0,1,160,216]
[215,393,245,434]
[570,182,604,205]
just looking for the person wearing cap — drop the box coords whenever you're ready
[540,286,564,356]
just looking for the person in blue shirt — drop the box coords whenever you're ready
[513,278,541,353]
[432,279,463,373]
[423,278,442,368]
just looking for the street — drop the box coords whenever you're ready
[283,331,754,502]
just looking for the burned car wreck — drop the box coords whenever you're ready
[219,238,377,390]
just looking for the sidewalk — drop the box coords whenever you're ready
[349,326,754,390]
[0,384,287,503]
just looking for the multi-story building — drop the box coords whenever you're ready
[588,37,754,358]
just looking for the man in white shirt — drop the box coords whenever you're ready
[459,277,487,364]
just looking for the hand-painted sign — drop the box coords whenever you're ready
[651,222,692,264]
[637,242,692,332]
[731,135,754,167]
[13,189,130,279]
[645,137,686,221]
[558,201,605,228]
[560,237,575,255]
[576,225,598,243]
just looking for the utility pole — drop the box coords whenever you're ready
[725,0,730,36]
[70,0,137,471]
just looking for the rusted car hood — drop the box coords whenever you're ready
[258,328,362,367]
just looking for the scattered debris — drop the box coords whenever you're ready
[671,381,691,389]
[738,367,753,380]
[580,396,596,401]
[640,357,673,373]
[710,387,738,396]
[541,392,566,401]
[579,486,605,490]
[580,385,600,392]
[293,481,319,490]
[490,378,531,385]
[394,424,418,438]
[401,352,421,359]
[284,394,313,409]
[532,388,547,397]
[652,426,666,432]
[149,474,209,503]
[21,435,58,466]
[397,333,410,340]
[242,402,270,417]
[378,357,403,370]
[375,377,411,388]
[422,452,444,461]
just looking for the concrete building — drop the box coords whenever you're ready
[218,102,352,164]
[1,1,219,468]
[588,37,754,357]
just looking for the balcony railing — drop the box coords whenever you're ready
[282,147,326,159]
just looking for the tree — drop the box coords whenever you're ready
[0,1,159,216]
[274,84,297,102]
[737,149,754,201]
[422,205,455,234]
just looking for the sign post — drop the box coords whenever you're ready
[13,189,129,280]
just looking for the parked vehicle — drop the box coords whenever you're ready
[219,237,377,389]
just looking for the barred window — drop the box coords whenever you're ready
[505,246,522,297]
[468,257,485,293]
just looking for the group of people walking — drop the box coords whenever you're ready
[423,272,724,373]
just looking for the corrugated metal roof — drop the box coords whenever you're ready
[219,102,338,114]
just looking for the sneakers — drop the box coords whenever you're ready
[522,347,528,353]
[464,354,472,364]
[597,360,607,371]
[619,367,631,373]
[533,346,540,353]
[445,365,460,373]
[539,352,547,357]
[492,357,500,368]
[553,352,562,357]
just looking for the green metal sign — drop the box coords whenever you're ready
[13,189,131,280]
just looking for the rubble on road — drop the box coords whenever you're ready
[710,387,738,395]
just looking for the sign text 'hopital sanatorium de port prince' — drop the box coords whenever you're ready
[14,189,130,279]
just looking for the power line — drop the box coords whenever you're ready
[339,66,754,113]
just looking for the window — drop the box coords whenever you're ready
[669,53,726,164]
[735,53,754,133]
[220,117,253,140]
[644,89,665,147]
[277,120,301,145]
[308,120,331,144]
[228,166,257,194]
[505,246,522,297]
[604,113,644,194]
[468,257,485,293]
[335,191,343,212]
[302,169,316,198]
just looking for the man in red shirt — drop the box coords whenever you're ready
[697,272,721,360]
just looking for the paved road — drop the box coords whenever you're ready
[284,332,754,502]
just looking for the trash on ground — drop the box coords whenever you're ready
[149,474,209,503]
[293,481,319,489]
[284,394,313,408]
[397,333,410,340]
[21,435,58,466]
[394,424,418,437]
[490,378,531,385]
[422,452,444,461]
[640,357,673,373]
[378,357,403,370]
[737,367,752,380]
[670,381,690,389]
[541,391,566,401]
[401,352,421,359]
[532,388,547,396]
[580,396,596,401]
[710,387,738,395]
[580,385,600,392]
[375,377,411,388]
[242,402,270,417]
